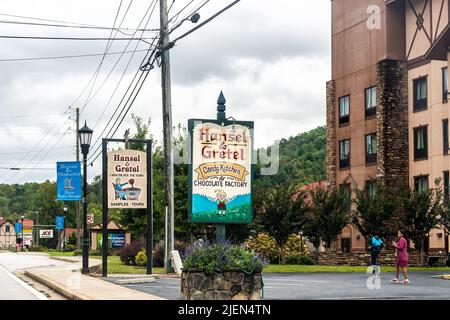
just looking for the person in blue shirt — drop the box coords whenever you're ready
[368,235,383,273]
[115,178,129,200]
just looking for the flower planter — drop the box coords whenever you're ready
[181,269,262,300]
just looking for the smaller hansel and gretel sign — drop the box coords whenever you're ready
[188,120,253,224]
[107,149,147,209]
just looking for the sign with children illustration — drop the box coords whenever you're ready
[107,149,147,209]
[188,120,253,224]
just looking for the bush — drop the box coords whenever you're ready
[72,249,82,256]
[136,249,147,267]
[119,239,145,265]
[284,234,310,256]
[285,255,315,265]
[432,260,447,268]
[183,242,268,275]
[28,245,47,252]
[65,244,77,252]
[153,242,165,267]
[243,232,279,263]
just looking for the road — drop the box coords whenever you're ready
[0,252,66,300]
[106,271,450,300]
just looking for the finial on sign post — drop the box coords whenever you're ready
[217,91,226,122]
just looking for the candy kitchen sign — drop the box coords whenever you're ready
[107,149,147,209]
[188,119,254,224]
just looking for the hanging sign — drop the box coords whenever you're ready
[107,149,147,209]
[56,162,82,201]
[39,230,54,239]
[188,120,254,224]
[56,216,65,230]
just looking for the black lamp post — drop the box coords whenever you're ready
[20,214,24,252]
[78,121,93,274]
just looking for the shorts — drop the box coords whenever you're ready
[395,259,407,268]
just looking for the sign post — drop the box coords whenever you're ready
[102,138,153,277]
[188,92,254,243]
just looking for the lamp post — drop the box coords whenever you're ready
[20,214,24,252]
[61,206,68,251]
[78,121,93,274]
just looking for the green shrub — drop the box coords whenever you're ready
[183,242,267,275]
[28,245,47,252]
[72,249,82,256]
[119,239,145,265]
[135,250,147,267]
[65,244,77,252]
[432,260,447,268]
[285,255,315,265]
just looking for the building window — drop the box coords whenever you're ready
[366,180,377,198]
[5,224,10,233]
[443,119,449,155]
[341,238,351,253]
[413,77,427,111]
[365,86,376,117]
[365,133,377,165]
[414,176,429,193]
[339,139,350,169]
[443,68,448,102]
[339,95,350,125]
[414,126,428,160]
[444,171,450,203]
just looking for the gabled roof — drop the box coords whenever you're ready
[90,218,125,231]
[425,23,450,61]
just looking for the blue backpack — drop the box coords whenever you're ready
[372,236,383,249]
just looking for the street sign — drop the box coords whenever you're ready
[57,161,82,201]
[39,230,54,239]
[188,119,254,224]
[107,149,147,209]
[56,216,65,230]
[87,214,94,225]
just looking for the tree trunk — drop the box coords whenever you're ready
[326,246,331,265]
[420,238,425,266]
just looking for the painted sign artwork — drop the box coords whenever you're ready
[189,121,253,224]
[107,149,147,209]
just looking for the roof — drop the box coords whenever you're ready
[425,23,450,61]
[90,219,125,231]
[0,219,14,226]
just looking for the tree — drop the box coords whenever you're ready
[352,182,397,243]
[401,179,444,265]
[308,185,351,264]
[254,181,307,264]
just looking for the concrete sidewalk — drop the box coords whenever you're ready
[24,256,165,300]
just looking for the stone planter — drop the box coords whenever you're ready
[181,269,262,300]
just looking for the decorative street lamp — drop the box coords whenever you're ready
[78,121,93,274]
[20,214,25,252]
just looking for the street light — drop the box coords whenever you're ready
[78,121,93,274]
[20,214,24,252]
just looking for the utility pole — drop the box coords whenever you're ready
[160,0,175,273]
[76,107,81,249]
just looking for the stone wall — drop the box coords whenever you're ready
[376,59,409,189]
[181,270,262,300]
[316,252,448,267]
[326,80,337,188]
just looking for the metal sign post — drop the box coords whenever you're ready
[101,138,153,277]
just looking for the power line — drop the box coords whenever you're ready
[0,146,72,155]
[0,49,152,62]
[0,35,154,41]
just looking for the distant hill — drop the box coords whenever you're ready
[254,126,326,189]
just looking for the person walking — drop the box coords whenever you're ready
[368,235,383,274]
[391,230,409,285]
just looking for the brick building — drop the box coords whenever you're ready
[327,0,450,253]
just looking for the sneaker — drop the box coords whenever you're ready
[400,279,410,285]
[390,278,398,283]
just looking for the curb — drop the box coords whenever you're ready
[24,270,91,300]
[50,256,78,263]
[108,274,161,279]
[116,277,157,285]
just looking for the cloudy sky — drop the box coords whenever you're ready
[0,0,331,184]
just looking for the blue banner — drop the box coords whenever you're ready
[57,162,81,201]
[14,222,22,234]
[56,216,65,230]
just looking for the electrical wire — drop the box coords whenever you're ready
[0,35,153,41]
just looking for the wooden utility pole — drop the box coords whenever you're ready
[160,0,175,272]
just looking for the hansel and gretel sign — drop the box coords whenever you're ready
[107,149,147,209]
[190,122,253,224]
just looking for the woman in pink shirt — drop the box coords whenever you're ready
[391,231,409,285]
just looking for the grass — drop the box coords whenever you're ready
[263,265,450,273]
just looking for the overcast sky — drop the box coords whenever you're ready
[0,0,331,184]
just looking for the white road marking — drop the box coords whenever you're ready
[0,264,48,300]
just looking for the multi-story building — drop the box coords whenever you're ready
[327,0,450,253]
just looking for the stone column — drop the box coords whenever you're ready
[326,80,337,189]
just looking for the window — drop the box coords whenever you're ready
[366,180,377,198]
[339,95,350,125]
[444,119,449,155]
[5,224,10,233]
[339,139,350,169]
[443,68,448,102]
[341,238,351,253]
[414,176,429,193]
[414,126,428,160]
[444,171,450,203]
[413,77,428,111]
[365,86,376,117]
[365,133,377,165]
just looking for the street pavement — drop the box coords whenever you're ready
[0,253,53,300]
[106,271,450,300]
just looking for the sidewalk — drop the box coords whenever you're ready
[24,256,165,300]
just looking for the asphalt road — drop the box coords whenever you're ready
[107,271,450,300]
